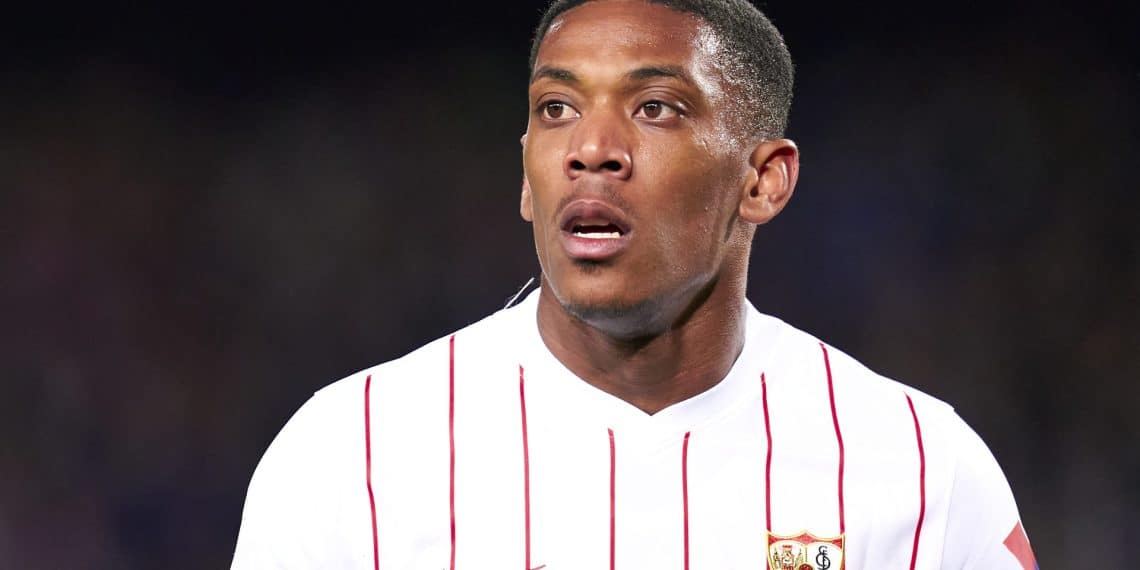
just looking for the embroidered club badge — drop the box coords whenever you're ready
[767,531,844,570]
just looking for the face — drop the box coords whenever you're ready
[522,0,763,332]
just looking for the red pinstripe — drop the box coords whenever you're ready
[519,366,533,570]
[906,394,927,570]
[448,335,457,570]
[760,372,772,532]
[681,431,692,570]
[364,375,380,570]
[608,428,616,570]
[820,343,846,534]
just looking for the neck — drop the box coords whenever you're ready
[535,272,748,415]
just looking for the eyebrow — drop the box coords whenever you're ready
[529,64,694,86]
[625,65,690,84]
[530,65,579,85]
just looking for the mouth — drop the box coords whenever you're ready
[557,200,633,261]
[560,201,631,236]
[569,220,625,239]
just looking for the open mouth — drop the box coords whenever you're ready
[559,201,632,238]
[557,200,633,260]
[570,220,624,239]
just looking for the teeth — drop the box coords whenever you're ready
[574,231,621,239]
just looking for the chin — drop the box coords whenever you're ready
[545,254,724,341]
[550,275,666,340]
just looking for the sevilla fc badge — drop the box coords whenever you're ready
[767,531,845,570]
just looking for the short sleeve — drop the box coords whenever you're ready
[939,417,1038,570]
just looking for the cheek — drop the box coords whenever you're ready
[523,146,564,220]
[657,165,743,266]
[659,155,735,228]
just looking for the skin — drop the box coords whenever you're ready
[520,0,799,414]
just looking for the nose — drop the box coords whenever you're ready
[563,113,632,181]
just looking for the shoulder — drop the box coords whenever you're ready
[262,296,529,457]
[781,327,1011,493]
[264,297,534,460]
[233,302,527,566]
[756,312,955,420]
[317,297,527,396]
[757,312,1031,566]
[755,311,1004,489]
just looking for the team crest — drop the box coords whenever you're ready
[767,531,844,570]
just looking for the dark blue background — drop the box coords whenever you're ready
[2,1,1136,566]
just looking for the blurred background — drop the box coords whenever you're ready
[2,0,1137,567]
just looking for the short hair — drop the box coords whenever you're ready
[529,0,794,140]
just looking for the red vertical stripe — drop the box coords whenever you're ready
[519,365,533,570]
[448,335,457,570]
[364,375,380,570]
[760,372,772,532]
[608,428,616,570]
[906,394,927,570]
[681,431,692,570]
[820,343,846,534]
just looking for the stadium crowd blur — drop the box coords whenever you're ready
[2,2,1136,567]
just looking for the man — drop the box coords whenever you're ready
[233,1,1038,568]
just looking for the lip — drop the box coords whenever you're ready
[557,199,633,261]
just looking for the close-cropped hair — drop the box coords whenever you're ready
[529,0,794,140]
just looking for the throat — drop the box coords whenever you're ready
[535,284,746,415]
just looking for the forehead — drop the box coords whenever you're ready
[534,1,714,78]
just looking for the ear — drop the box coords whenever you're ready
[739,139,799,225]
[520,174,534,222]
[520,133,534,222]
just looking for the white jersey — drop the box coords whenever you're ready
[232,291,1037,570]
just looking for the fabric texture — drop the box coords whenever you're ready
[232,291,1033,569]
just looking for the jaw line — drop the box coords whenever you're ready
[560,294,667,345]
[548,266,723,345]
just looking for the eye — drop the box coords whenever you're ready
[635,101,679,120]
[540,101,580,121]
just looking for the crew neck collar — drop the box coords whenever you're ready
[510,290,784,444]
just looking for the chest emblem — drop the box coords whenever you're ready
[767,531,844,570]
